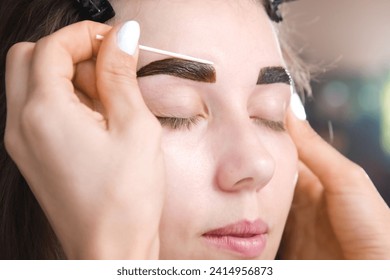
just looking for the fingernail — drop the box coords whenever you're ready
[291,93,307,120]
[117,21,140,56]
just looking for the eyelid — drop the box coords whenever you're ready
[156,115,202,130]
[157,115,286,132]
[251,117,286,132]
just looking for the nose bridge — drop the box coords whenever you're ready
[214,116,276,193]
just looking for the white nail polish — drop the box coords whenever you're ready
[291,93,307,120]
[117,21,140,56]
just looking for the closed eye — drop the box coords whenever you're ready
[156,116,202,130]
[252,117,286,132]
[156,116,285,132]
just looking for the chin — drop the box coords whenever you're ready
[159,238,279,260]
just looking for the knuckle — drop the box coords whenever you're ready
[79,19,101,31]
[82,20,108,34]
[100,72,138,98]
[102,56,137,82]
[347,163,369,181]
[79,20,95,29]
[102,70,138,90]
[78,20,100,39]
[20,99,50,134]
[34,36,56,54]
[7,42,28,58]
[6,42,33,66]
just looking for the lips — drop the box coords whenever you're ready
[202,219,268,258]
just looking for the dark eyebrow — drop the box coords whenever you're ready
[257,66,291,85]
[137,58,216,83]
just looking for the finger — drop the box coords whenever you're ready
[293,161,323,206]
[4,42,35,156]
[73,59,98,100]
[95,21,151,132]
[73,60,107,118]
[286,108,376,195]
[29,21,111,102]
[5,42,35,110]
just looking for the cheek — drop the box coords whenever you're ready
[269,133,298,195]
[258,133,298,256]
[263,133,297,216]
[158,130,212,238]
[158,128,298,259]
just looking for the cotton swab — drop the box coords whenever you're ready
[95,34,214,65]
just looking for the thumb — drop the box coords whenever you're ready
[96,21,148,131]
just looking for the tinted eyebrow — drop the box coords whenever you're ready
[137,58,216,83]
[257,66,291,85]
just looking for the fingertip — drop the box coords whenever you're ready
[97,21,140,70]
[5,42,34,103]
[94,22,147,131]
[286,92,308,140]
[5,42,34,72]
[286,108,311,140]
[117,21,140,57]
[290,93,307,121]
[286,108,325,160]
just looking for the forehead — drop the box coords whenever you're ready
[113,0,284,83]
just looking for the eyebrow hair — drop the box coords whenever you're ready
[257,66,291,85]
[137,58,216,83]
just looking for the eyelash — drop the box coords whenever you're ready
[156,116,286,132]
[157,116,201,130]
[252,118,286,132]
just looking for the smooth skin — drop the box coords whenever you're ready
[130,0,297,259]
[5,18,390,260]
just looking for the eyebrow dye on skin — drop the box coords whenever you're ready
[257,66,291,85]
[137,58,217,83]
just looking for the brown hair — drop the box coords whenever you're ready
[0,0,83,259]
[0,0,311,259]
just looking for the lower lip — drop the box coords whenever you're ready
[203,234,267,258]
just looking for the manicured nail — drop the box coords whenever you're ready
[291,93,307,120]
[117,21,140,56]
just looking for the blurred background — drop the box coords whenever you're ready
[283,0,390,205]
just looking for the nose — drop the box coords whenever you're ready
[214,120,275,193]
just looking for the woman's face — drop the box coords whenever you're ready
[113,0,298,259]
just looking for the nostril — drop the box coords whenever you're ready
[234,177,254,187]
